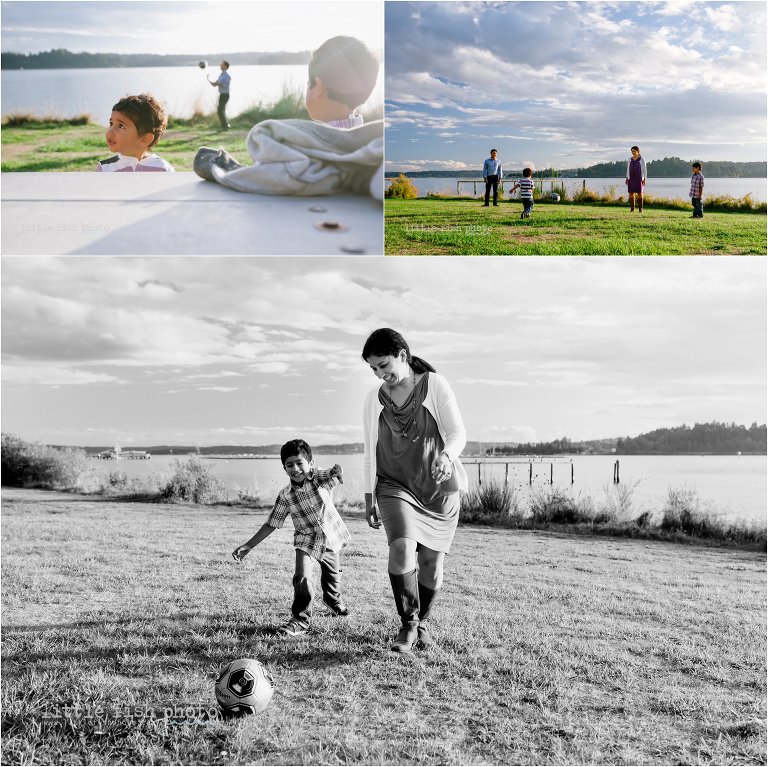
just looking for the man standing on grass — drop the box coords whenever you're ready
[483,148,502,207]
[208,60,231,130]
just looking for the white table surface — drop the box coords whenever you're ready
[1,172,383,256]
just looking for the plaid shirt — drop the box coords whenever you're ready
[689,173,704,198]
[266,468,350,559]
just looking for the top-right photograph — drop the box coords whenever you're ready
[383,0,767,255]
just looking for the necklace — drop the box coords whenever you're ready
[387,370,420,442]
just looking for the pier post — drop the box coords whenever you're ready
[550,463,553,485]
[478,463,482,485]
[571,462,574,485]
[613,460,620,484]
[505,463,509,485]
[529,462,533,485]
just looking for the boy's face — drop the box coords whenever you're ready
[284,454,313,484]
[106,110,153,159]
[692,166,701,174]
[305,77,325,120]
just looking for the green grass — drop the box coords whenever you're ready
[1,93,383,173]
[2,486,766,765]
[384,198,768,255]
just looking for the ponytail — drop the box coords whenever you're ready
[410,355,436,374]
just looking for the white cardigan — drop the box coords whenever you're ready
[363,372,468,497]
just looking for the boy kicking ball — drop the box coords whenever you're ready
[510,167,535,219]
[232,439,350,637]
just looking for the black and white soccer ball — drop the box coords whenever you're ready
[198,60,207,69]
[550,192,561,202]
[215,658,274,715]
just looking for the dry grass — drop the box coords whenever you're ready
[2,487,766,765]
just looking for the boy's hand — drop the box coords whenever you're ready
[232,545,251,562]
[330,464,344,483]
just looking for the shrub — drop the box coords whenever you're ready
[1,433,93,490]
[160,456,228,504]
[385,174,419,199]
[461,480,524,526]
[529,486,580,524]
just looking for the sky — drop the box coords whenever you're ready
[0,0,383,55]
[385,1,768,172]
[2,257,765,448]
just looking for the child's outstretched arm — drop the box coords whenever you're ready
[329,464,344,484]
[232,523,275,561]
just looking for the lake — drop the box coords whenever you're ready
[89,453,766,524]
[388,176,768,202]
[1,64,383,122]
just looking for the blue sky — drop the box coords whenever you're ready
[2,257,765,447]
[1,1,383,55]
[385,1,767,172]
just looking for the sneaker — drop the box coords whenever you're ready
[193,146,243,182]
[323,598,350,617]
[280,618,309,637]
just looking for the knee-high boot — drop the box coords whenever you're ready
[417,582,440,648]
[388,568,420,653]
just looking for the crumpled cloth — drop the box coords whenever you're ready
[209,119,383,199]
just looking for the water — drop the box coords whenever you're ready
[90,453,766,524]
[1,64,382,122]
[390,176,767,202]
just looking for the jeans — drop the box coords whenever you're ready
[217,93,230,128]
[484,175,499,205]
[291,548,342,625]
[523,199,534,215]
[691,197,703,218]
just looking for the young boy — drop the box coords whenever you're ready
[96,93,174,172]
[232,439,351,637]
[690,162,705,218]
[193,36,382,197]
[510,167,535,218]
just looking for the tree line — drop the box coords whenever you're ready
[615,422,766,455]
[1,49,310,70]
[575,157,766,179]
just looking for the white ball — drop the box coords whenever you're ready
[215,658,274,715]
[550,193,561,202]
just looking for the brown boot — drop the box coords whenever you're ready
[388,569,420,654]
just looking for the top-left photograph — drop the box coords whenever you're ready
[0,0,384,256]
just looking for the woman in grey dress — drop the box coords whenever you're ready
[362,328,467,653]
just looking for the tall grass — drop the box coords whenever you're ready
[2,112,93,128]
[459,477,765,548]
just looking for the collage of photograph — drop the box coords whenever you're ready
[1,1,766,766]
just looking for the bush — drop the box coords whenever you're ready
[461,480,524,526]
[385,174,419,199]
[529,486,581,524]
[1,433,93,490]
[160,456,229,504]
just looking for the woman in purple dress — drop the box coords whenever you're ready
[362,328,468,654]
[625,145,647,212]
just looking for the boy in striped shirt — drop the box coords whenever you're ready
[510,167,535,219]
[232,439,350,637]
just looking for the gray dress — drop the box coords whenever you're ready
[376,373,460,553]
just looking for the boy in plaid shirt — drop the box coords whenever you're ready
[232,439,351,636]
[690,162,705,219]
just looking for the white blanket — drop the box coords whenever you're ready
[212,119,384,199]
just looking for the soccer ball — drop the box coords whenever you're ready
[198,60,207,69]
[550,192,561,202]
[215,658,274,715]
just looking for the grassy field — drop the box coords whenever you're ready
[384,198,768,255]
[1,120,253,173]
[2,487,766,765]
